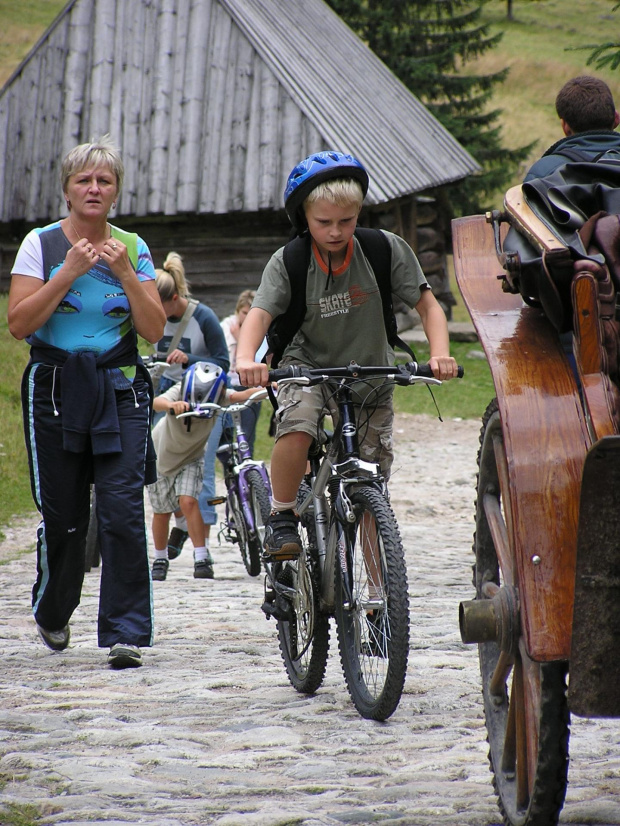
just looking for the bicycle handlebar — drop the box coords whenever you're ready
[267,361,464,387]
[174,388,268,419]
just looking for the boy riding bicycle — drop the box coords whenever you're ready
[148,361,255,580]
[237,151,459,560]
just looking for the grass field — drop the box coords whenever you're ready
[472,0,620,201]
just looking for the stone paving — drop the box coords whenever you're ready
[0,413,618,826]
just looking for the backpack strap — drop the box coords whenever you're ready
[555,147,613,164]
[355,227,418,362]
[110,226,139,269]
[555,147,593,163]
[265,233,312,369]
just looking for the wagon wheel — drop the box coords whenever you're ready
[473,399,570,826]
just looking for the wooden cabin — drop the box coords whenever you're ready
[0,0,479,319]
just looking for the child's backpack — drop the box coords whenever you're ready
[266,227,417,368]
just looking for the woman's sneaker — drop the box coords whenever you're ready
[152,558,169,581]
[37,623,70,651]
[108,643,142,669]
[263,510,302,560]
[167,528,189,560]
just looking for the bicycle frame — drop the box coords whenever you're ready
[217,403,271,538]
[176,390,271,549]
[295,380,386,614]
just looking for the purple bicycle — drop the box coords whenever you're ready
[179,390,271,577]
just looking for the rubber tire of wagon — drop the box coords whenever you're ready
[335,485,409,721]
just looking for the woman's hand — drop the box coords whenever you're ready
[166,348,189,365]
[65,238,102,279]
[100,238,134,284]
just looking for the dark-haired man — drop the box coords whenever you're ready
[524,75,620,182]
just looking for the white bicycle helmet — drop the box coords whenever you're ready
[181,362,227,417]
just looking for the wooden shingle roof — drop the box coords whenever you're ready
[0,0,479,223]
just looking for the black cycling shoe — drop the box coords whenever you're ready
[263,510,302,560]
[167,527,189,560]
[152,558,169,581]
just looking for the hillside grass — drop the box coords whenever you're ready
[471,0,620,202]
[0,0,66,86]
[0,296,35,529]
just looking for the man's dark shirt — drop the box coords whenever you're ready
[524,130,620,182]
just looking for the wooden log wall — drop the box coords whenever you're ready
[0,194,454,321]
[0,0,326,225]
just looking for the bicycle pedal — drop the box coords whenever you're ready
[261,596,293,623]
[207,496,226,506]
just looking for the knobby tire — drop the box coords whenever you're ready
[335,485,409,721]
[276,481,329,694]
[245,468,271,577]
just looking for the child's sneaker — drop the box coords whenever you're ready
[167,528,188,560]
[194,559,214,579]
[152,558,169,581]
[263,510,302,560]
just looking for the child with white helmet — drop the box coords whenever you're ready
[148,361,254,580]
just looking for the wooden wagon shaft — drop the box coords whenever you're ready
[452,214,589,661]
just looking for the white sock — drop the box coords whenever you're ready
[194,545,213,563]
[175,514,188,531]
[154,548,168,560]
[271,498,297,512]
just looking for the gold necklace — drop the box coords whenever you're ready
[68,216,81,243]
[68,216,110,244]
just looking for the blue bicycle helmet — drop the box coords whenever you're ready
[284,150,369,231]
[181,362,227,418]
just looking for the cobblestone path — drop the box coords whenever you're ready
[0,414,618,825]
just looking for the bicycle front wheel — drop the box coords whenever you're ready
[335,485,409,720]
[276,482,330,694]
[244,468,271,577]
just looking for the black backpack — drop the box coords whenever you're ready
[266,227,417,368]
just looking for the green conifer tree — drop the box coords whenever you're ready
[327,0,533,215]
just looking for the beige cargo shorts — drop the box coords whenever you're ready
[274,375,394,478]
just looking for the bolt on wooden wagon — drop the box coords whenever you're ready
[453,161,620,826]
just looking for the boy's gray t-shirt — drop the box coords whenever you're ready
[253,230,427,368]
[151,383,217,478]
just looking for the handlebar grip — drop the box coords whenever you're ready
[267,365,305,383]
[407,363,464,379]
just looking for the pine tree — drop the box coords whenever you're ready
[327,0,533,215]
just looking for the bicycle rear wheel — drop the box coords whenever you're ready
[335,485,409,720]
[244,468,271,577]
[276,482,330,694]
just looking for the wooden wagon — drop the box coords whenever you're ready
[453,179,620,826]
